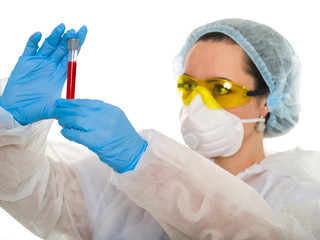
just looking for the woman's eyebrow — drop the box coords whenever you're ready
[182,73,233,82]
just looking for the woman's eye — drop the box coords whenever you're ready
[182,82,194,90]
[178,82,193,91]
[215,86,231,95]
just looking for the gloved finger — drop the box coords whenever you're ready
[54,106,79,118]
[51,29,77,61]
[54,99,104,120]
[76,25,88,52]
[22,32,42,56]
[60,127,93,147]
[55,98,104,108]
[40,102,56,120]
[57,115,90,131]
[35,23,65,57]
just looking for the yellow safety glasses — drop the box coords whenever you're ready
[177,75,268,109]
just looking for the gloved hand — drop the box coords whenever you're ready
[54,98,148,173]
[0,23,88,125]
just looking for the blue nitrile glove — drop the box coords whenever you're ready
[0,23,88,125]
[54,98,148,173]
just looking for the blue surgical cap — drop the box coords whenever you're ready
[173,19,301,137]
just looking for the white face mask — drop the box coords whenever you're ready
[179,94,264,158]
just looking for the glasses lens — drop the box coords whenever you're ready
[206,79,252,108]
[177,76,198,100]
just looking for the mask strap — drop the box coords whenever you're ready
[241,116,266,132]
[241,117,265,124]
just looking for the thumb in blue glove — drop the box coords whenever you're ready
[0,23,88,125]
[54,98,148,173]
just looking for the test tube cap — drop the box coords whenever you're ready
[68,38,79,50]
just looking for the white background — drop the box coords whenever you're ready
[0,0,319,239]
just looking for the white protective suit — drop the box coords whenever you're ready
[1,83,320,239]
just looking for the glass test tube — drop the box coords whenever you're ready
[66,38,79,99]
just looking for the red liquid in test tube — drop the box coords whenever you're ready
[66,38,79,99]
[67,61,77,99]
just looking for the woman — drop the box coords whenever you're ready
[0,19,319,239]
[178,30,270,176]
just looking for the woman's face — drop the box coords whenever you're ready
[183,40,268,141]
